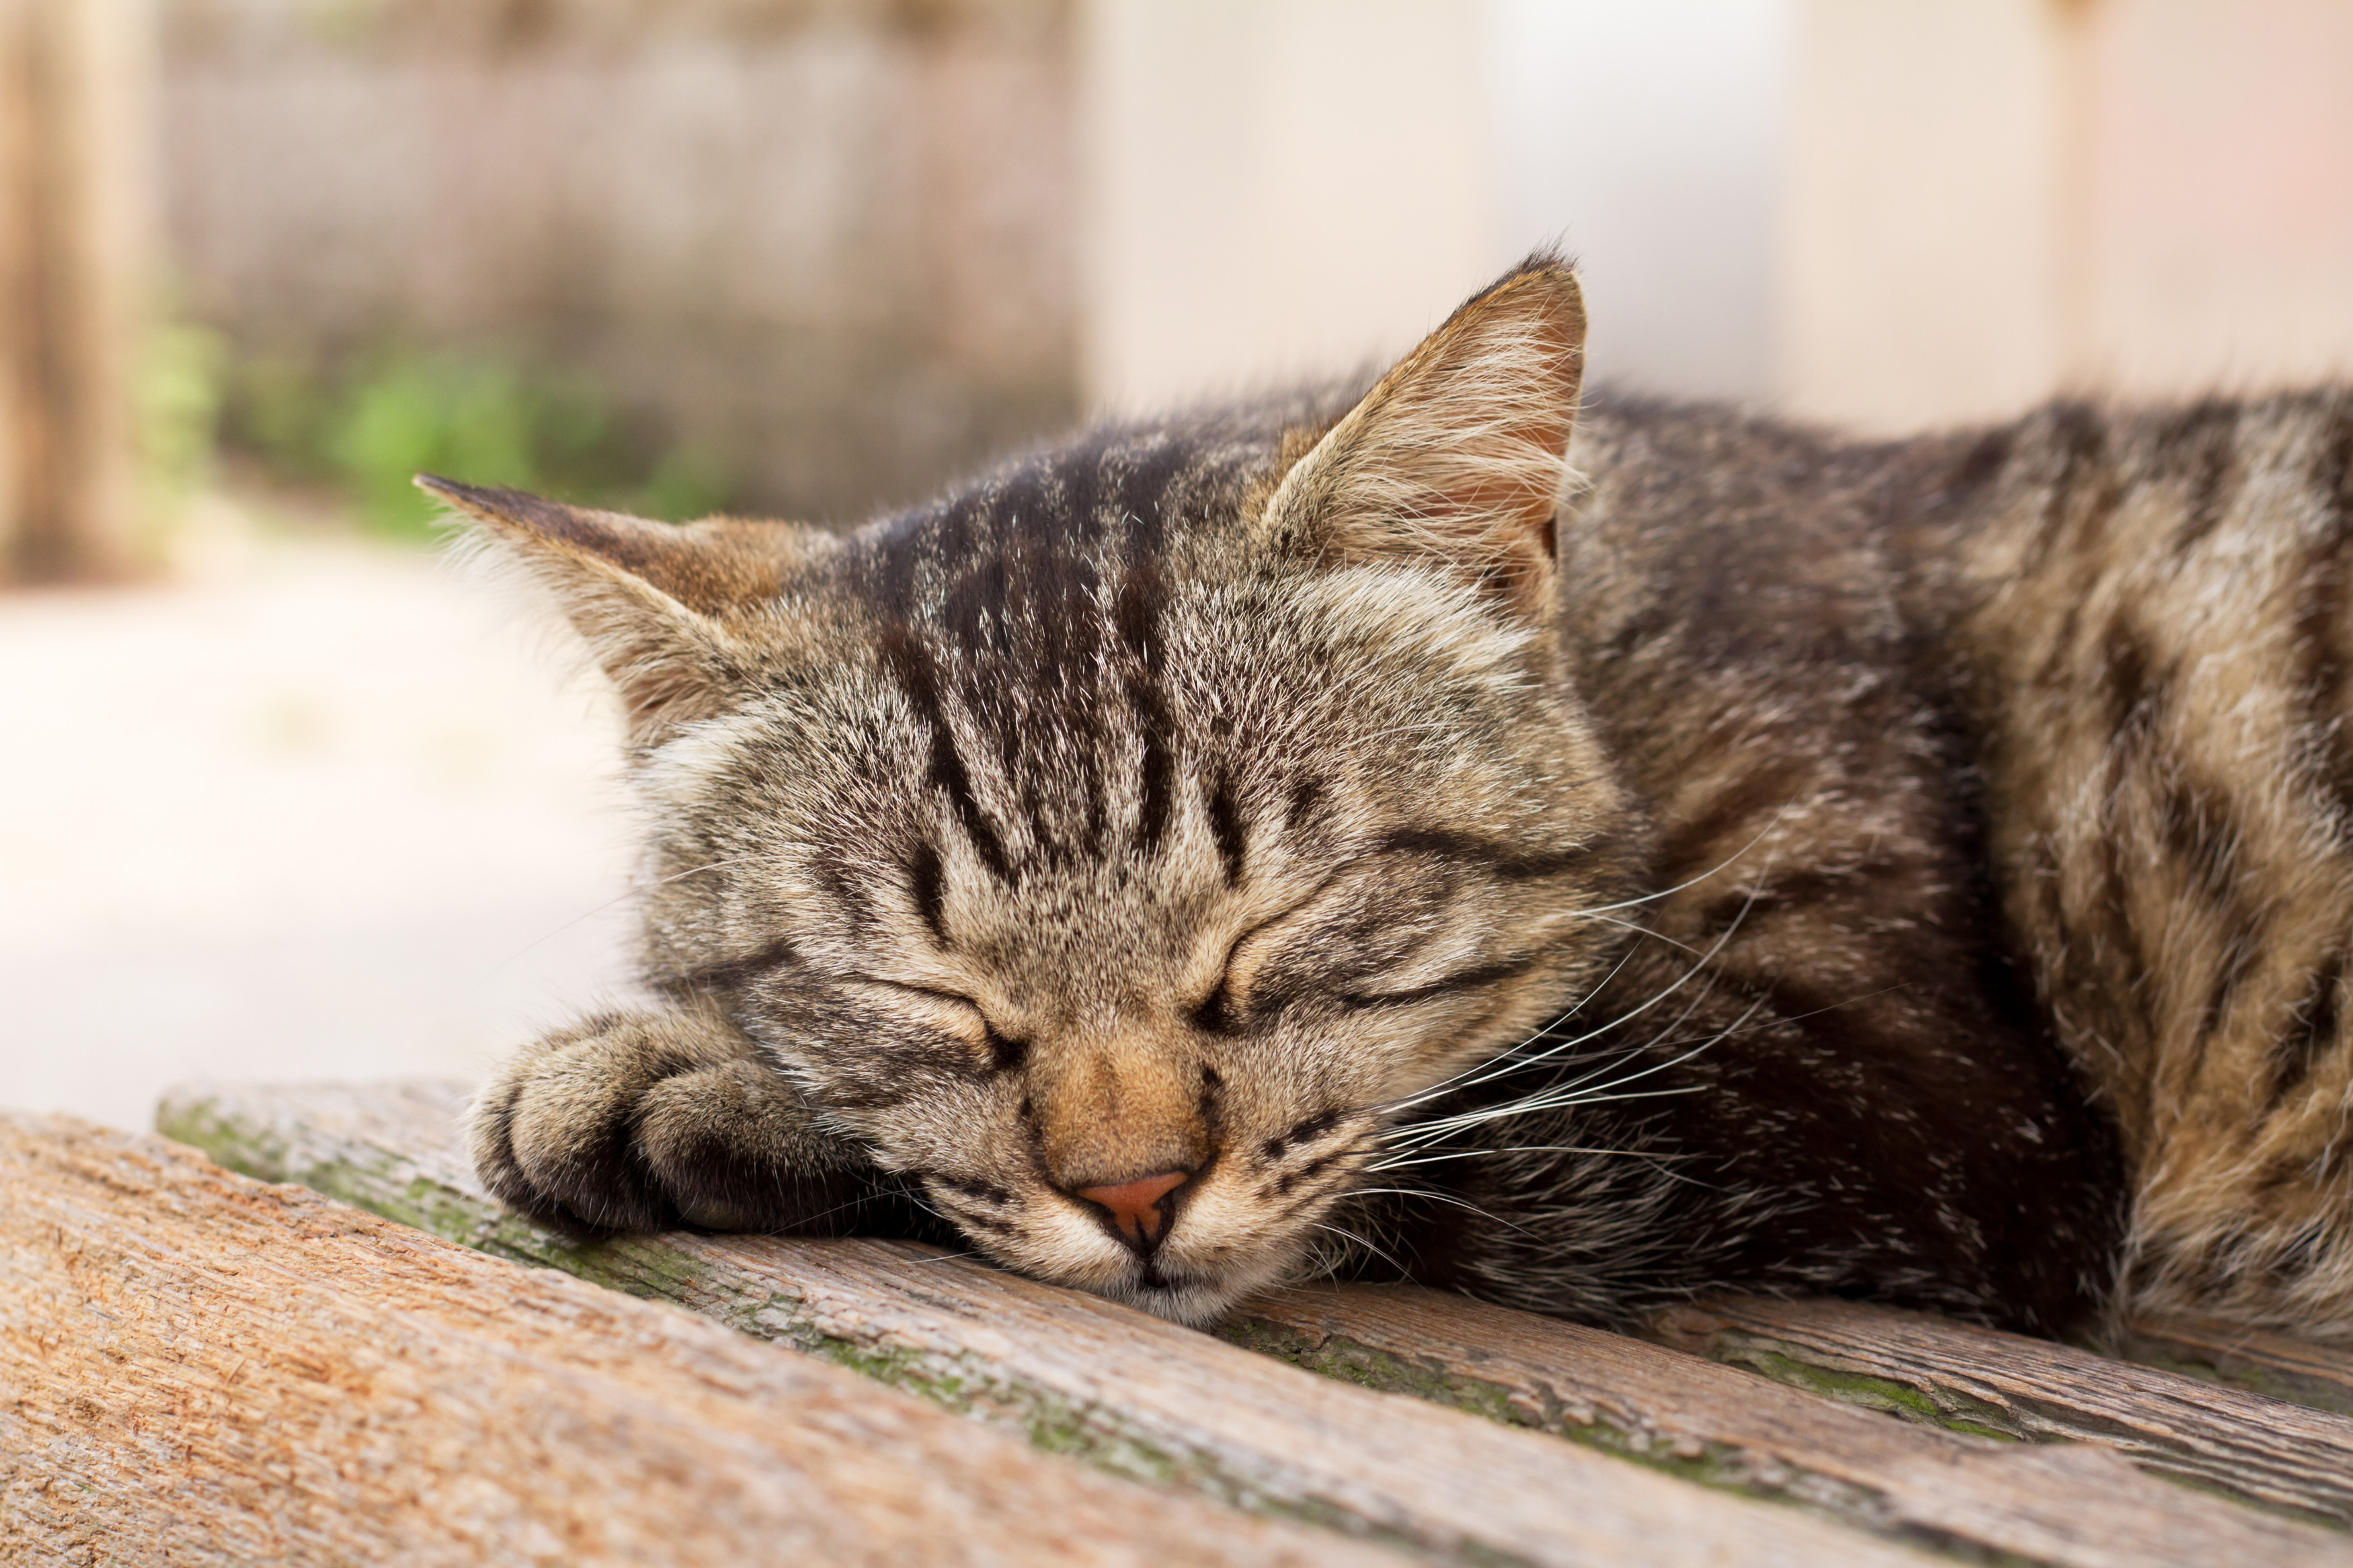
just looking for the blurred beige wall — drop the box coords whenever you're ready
[1078,0,1792,412]
[161,0,1077,524]
[1780,0,2073,430]
[1078,0,1496,413]
[147,0,2353,497]
[1488,0,1790,405]
[1088,0,2353,431]
[1783,0,2353,431]
[2086,0,2353,400]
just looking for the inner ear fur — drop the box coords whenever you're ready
[420,475,832,745]
[1259,257,1587,619]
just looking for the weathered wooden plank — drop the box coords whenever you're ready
[1227,1284,2350,1567]
[155,1080,1933,1568]
[2116,1315,2353,1419]
[1652,1296,2353,1529]
[0,1112,1404,1568]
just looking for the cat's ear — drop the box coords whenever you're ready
[1259,257,1585,620]
[420,476,828,745]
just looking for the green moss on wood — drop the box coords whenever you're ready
[1708,1345,2024,1442]
[1218,1314,2061,1565]
[1224,1316,1825,1508]
[1219,1317,1537,1431]
[157,1094,1548,1566]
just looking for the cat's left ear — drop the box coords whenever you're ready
[1259,256,1585,620]
[420,476,835,745]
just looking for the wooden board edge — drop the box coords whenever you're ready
[154,1084,1944,1568]
[7,1110,1410,1568]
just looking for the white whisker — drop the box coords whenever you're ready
[1364,1143,1695,1173]
[1311,1221,1408,1276]
[1341,1186,1544,1237]
[1377,942,1652,1117]
[1551,803,1796,923]
[1387,876,1765,1123]
[1379,869,1778,1151]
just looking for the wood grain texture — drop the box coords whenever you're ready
[152,1080,1933,1568]
[2115,1315,2353,1418]
[1229,1284,2352,1567]
[0,1113,1421,1568]
[1652,1296,2353,1529]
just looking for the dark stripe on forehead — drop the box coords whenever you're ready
[908,842,949,946]
[814,858,883,940]
[1115,556,1167,671]
[880,623,945,727]
[1132,706,1176,855]
[1374,827,1593,881]
[930,727,1017,884]
[1119,559,1177,854]
[880,624,1019,884]
[1207,774,1249,886]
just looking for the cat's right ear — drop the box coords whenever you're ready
[420,476,830,745]
[1256,256,1585,622]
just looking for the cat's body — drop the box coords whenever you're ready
[446,260,2353,1341]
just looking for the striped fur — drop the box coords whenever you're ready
[447,257,2353,1342]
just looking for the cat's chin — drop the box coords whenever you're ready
[1074,1246,1307,1328]
[1092,1272,1248,1327]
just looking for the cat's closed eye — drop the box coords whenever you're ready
[1339,954,1547,1009]
[852,981,1032,1077]
[852,979,988,1034]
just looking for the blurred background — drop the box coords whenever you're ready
[5,0,2351,1130]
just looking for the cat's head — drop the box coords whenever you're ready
[436,258,1636,1322]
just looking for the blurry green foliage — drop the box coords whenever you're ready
[219,341,737,540]
[140,320,230,502]
[639,444,740,529]
[326,352,602,538]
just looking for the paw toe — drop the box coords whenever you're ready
[637,1061,872,1233]
[493,1036,684,1233]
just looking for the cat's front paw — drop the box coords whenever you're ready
[469,1002,877,1235]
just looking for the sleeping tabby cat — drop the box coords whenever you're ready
[440,256,2353,1341]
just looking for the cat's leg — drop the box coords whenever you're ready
[469,996,883,1235]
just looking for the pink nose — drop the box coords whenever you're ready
[1074,1170,1190,1249]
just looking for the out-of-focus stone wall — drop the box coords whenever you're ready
[159,0,1077,524]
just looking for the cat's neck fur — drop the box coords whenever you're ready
[1357,394,2124,1331]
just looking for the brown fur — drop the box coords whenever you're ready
[442,257,2353,1342]
[1903,395,2353,1333]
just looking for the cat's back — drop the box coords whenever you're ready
[1912,386,2353,1334]
[1529,388,2353,1336]
[1554,395,1963,930]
